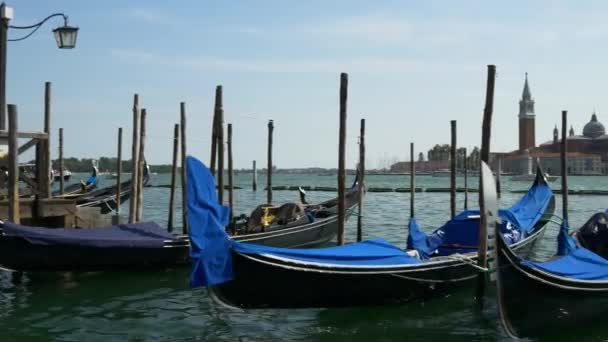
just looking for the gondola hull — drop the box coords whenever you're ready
[495,231,608,338]
[0,235,190,271]
[211,215,549,309]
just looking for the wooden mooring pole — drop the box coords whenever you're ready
[217,88,225,205]
[168,123,179,232]
[337,73,348,246]
[450,120,457,219]
[496,156,502,198]
[42,81,51,198]
[136,108,146,222]
[476,64,496,302]
[115,127,123,220]
[356,118,365,242]
[128,94,140,223]
[8,104,19,223]
[267,119,274,205]
[252,160,257,191]
[561,110,568,222]
[464,147,468,210]
[410,142,415,218]
[180,102,188,234]
[58,127,65,195]
[210,86,222,176]
[227,123,234,225]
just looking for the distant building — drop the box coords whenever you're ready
[501,74,608,175]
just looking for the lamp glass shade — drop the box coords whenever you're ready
[52,25,79,49]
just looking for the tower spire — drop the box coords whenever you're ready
[519,72,535,118]
[522,72,532,100]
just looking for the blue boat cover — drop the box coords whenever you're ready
[186,156,232,287]
[557,220,577,256]
[1,221,176,248]
[523,247,608,280]
[233,238,421,266]
[407,178,552,259]
[186,156,419,288]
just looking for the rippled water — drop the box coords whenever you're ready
[1,173,607,341]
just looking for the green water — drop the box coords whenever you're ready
[1,173,608,341]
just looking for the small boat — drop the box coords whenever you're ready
[76,163,151,214]
[431,169,452,177]
[52,168,72,182]
[0,158,359,272]
[187,157,554,309]
[510,172,558,182]
[52,165,99,197]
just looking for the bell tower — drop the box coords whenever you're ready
[519,73,536,151]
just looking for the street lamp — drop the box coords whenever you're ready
[0,2,78,129]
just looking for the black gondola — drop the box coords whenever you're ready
[186,156,554,309]
[76,163,151,214]
[52,165,99,197]
[0,160,359,272]
[494,197,608,338]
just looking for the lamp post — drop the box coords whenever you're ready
[0,2,78,130]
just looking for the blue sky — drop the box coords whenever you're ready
[7,1,608,168]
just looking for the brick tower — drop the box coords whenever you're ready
[518,73,535,151]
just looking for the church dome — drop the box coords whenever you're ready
[583,113,605,138]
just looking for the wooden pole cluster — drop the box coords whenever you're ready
[477,64,496,301]
[168,123,179,232]
[252,160,257,191]
[180,102,188,234]
[58,127,65,195]
[8,104,19,223]
[267,120,274,205]
[216,87,225,205]
[135,109,146,222]
[128,94,140,223]
[227,123,234,224]
[450,120,457,219]
[337,73,348,246]
[464,147,468,210]
[356,118,365,242]
[561,110,568,222]
[115,127,123,220]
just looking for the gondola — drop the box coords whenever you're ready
[186,156,554,308]
[76,163,151,214]
[0,158,359,272]
[52,165,99,197]
[495,192,608,338]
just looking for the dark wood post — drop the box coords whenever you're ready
[42,81,51,198]
[337,73,348,246]
[210,86,222,176]
[7,104,19,223]
[464,147,468,210]
[168,124,179,232]
[136,108,146,222]
[115,127,123,219]
[180,102,188,234]
[450,120,457,219]
[59,127,65,195]
[410,142,415,218]
[561,110,568,222]
[266,119,274,204]
[477,64,496,302]
[496,156,502,198]
[252,160,257,191]
[356,118,365,242]
[227,123,234,224]
[128,94,140,223]
[217,89,225,205]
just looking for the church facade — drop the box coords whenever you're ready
[501,75,608,175]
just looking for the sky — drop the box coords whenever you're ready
[6,0,608,168]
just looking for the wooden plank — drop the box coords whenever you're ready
[128,94,140,223]
[42,81,51,198]
[0,131,48,139]
[337,73,348,246]
[216,86,224,204]
[356,118,365,242]
[7,104,19,223]
[180,102,188,235]
[17,138,37,155]
[168,123,179,232]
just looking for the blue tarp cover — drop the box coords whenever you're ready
[523,247,608,280]
[233,238,421,266]
[186,156,232,287]
[2,221,176,248]
[407,177,552,259]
